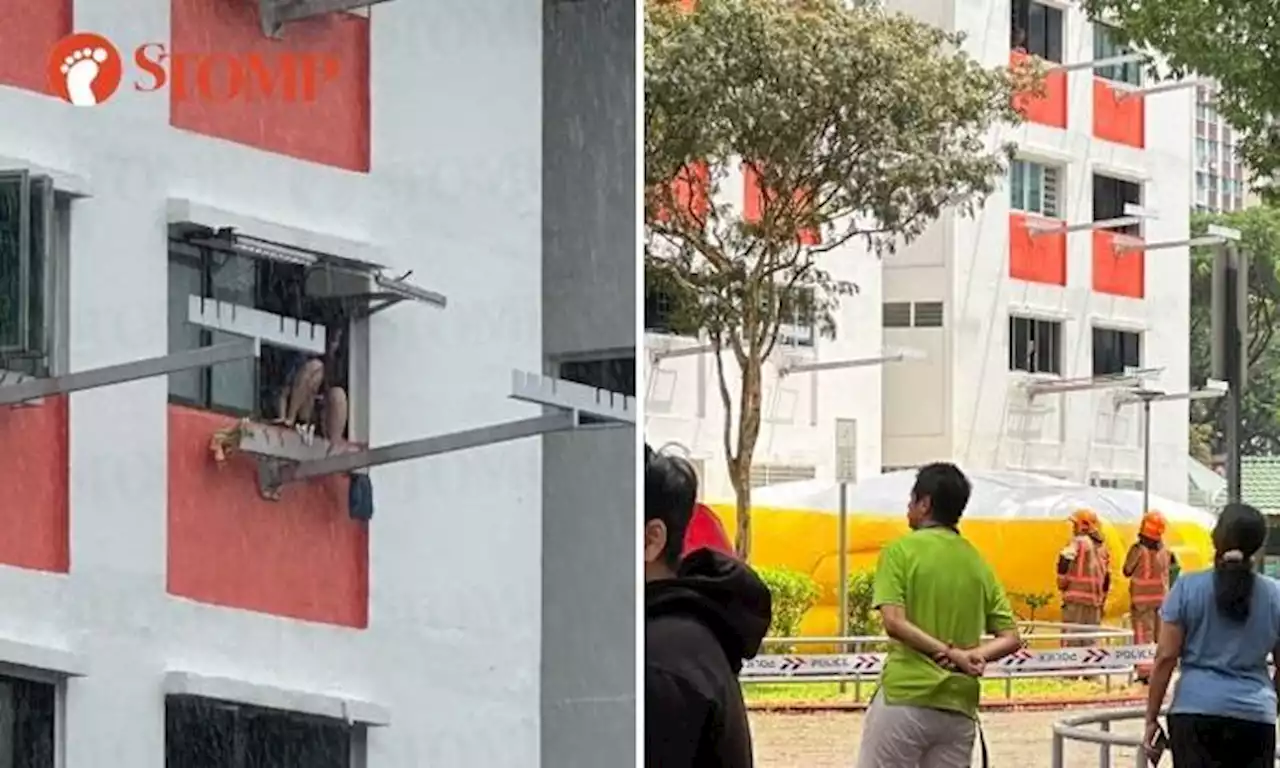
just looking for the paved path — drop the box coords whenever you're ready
[750,709,1144,767]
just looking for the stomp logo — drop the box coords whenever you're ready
[47,32,342,107]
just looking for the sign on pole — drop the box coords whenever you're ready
[835,419,858,484]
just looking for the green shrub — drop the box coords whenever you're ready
[756,567,820,639]
[845,570,883,638]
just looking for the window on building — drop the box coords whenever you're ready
[1010,159,1061,218]
[1090,475,1143,491]
[644,285,697,337]
[1092,327,1141,376]
[749,464,816,488]
[913,302,944,328]
[1009,316,1062,375]
[1093,173,1142,237]
[1011,0,1062,62]
[777,286,817,348]
[0,675,56,768]
[1195,139,1207,167]
[558,355,636,397]
[883,302,911,328]
[1093,24,1142,86]
[0,170,68,379]
[166,696,354,768]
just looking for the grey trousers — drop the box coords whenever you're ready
[855,691,977,768]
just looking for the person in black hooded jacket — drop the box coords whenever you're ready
[644,448,772,767]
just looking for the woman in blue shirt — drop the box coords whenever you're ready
[1144,502,1280,767]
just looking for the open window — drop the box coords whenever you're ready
[1093,23,1142,86]
[257,0,395,37]
[0,673,56,768]
[1093,173,1142,237]
[167,695,357,768]
[1009,316,1062,375]
[166,224,442,442]
[1011,0,1063,62]
[0,170,67,381]
[1092,327,1141,376]
[777,286,817,348]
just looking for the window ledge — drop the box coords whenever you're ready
[0,156,91,197]
[0,637,87,679]
[1089,159,1150,184]
[163,671,390,727]
[166,198,384,266]
[1089,316,1148,333]
[1009,305,1072,321]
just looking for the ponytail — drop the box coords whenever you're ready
[1213,550,1255,622]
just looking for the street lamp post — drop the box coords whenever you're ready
[1117,381,1229,513]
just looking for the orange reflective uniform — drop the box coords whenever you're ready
[1061,536,1107,608]
[1129,546,1171,608]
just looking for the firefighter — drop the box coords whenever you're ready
[1058,508,1110,647]
[1124,510,1179,683]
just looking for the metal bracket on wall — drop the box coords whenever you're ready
[258,0,397,38]
[250,370,635,500]
[0,340,259,407]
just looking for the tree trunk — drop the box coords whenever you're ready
[730,359,764,560]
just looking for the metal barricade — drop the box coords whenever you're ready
[1051,708,1280,767]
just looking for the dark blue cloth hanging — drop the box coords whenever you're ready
[348,473,374,522]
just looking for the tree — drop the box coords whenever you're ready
[1189,206,1280,456]
[644,0,1035,558]
[1081,0,1280,195]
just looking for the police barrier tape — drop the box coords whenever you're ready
[741,644,1157,679]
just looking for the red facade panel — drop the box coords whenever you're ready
[167,406,369,627]
[170,0,371,172]
[1093,78,1145,149]
[0,397,70,573]
[0,0,73,96]
[1010,51,1067,129]
[1092,230,1144,298]
[1009,213,1067,286]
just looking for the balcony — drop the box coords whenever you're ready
[1011,50,1067,130]
[1009,212,1067,286]
[1092,229,1144,298]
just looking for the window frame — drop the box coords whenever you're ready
[166,237,361,428]
[1091,326,1141,376]
[1008,315,1063,375]
[1009,158,1062,218]
[882,302,911,329]
[1093,23,1143,86]
[1011,0,1064,63]
[0,170,66,380]
[165,694,360,768]
[1092,173,1143,237]
[0,669,60,768]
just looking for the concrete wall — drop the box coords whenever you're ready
[541,0,637,766]
[883,0,1192,499]
[0,0,547,764]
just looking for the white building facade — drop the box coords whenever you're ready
[646,0,1194,504]
[0,1,633,766]
[882,0,1193,500]
[644,166,886,500]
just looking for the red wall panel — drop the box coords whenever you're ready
[170,0,370,172]
[0,398,69,573]
[1009,213,1067,285]
[1011,51,1067,130]
[0,0,73,96]
[1092,230,1144,298]
[1093,78,1145,149]
[167,406,368,627]
[656,161,709,227]
[743,163,821,245]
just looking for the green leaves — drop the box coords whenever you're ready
[1189,205,1280,455]
[1083,0,1280,198]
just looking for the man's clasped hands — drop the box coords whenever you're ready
[932,646,987,676]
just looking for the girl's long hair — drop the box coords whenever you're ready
[1212,503,1268,622]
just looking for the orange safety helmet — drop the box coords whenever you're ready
[1070,508,1100,534]
[1140,510,1167,540]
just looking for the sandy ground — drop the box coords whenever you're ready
[750,708,1145,768]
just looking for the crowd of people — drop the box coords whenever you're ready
[643,443,1280,767]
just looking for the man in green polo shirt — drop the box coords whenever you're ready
[855,463,1022,768]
